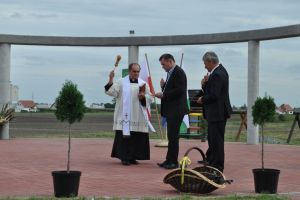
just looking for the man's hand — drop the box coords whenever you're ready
[160,78,165,88]
[138,92,145,100]
[201,74,209,86]
[196,96,203,104]
[154,92,163,99]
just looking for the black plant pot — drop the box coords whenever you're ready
[52,170,81,197]
[252,168,280,194]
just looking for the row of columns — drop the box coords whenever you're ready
[0,42,260,144]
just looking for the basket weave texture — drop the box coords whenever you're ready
[163,147,228,194]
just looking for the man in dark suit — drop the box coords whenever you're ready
[155,53,189,169]
[197,51,232,172]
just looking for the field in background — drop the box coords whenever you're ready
[9,111,300,145]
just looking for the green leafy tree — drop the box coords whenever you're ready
[278,114,286,122]
[55,81,86,173]
[252,95,276,169]
[111,97,117,105]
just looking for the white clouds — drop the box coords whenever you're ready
[6,12,58,20]
[226,15,299,28]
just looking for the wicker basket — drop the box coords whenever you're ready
[163,147,232,194]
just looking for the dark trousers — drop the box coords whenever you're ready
[206,120,226,172]
[166,115,184,164]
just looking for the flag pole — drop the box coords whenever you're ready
[179,52,191,136]
[145,54,165,142]
[180,53,184,68]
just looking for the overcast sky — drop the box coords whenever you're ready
[1,0,300,107]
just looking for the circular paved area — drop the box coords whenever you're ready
[0,138,299,199]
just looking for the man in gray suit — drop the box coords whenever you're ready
[197,51,232,172]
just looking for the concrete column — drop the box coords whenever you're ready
[247,40,260,144]
[128,46,139,65]
[0,43,11,140]
[128,30,139,65]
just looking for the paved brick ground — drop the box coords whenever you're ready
[0,138,299,199]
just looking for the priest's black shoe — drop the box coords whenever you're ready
[163,163,178,169]
[157,161,168,168]
[121,160,130,166]
[129,160,139,165]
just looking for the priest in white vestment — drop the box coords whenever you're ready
[104,63,154,165]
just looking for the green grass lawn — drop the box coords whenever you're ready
[11,112,300,146]
[82,113,300,145]
[13,131,116,139]
[225,114,300,145]
[15,111,115,117]
[16,131,163,140]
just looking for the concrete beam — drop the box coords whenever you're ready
[0,24,299,47]
[0,43,11,139]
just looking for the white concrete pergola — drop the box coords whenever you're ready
[1,24,300,142]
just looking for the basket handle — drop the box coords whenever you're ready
[183,147,206,162]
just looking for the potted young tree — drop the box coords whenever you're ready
[52,80,86,197]
[252,95,280,194]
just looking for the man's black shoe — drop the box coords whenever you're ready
[157,161,168,168]
[129,160,139,165]
[163,163,179,169]
[198,160,209,165]
[121,160,130,166]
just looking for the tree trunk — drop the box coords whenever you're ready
[261,124,264,169]
[67,124,71,173]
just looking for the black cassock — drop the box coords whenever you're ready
[105,79,150,162]
[111,130,150,161]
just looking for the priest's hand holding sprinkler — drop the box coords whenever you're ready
[108,55,122,84]
[113,54,122,72]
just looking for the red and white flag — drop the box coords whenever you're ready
[140,59,155,95]
[139,59,155,118]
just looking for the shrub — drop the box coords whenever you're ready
[252,95,276,169]
[55,80,86,172]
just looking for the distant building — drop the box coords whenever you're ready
[36,103,50,109]
[90,103,104,109]
[276,104,294,114]
[10,84,19,103]
[15,100,37,112]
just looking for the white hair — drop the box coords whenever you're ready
[202,51,219,64]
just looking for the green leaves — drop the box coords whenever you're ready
[55,80,86,125]
[252,96,276,126]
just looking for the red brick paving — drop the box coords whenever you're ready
[0,138,300,199]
